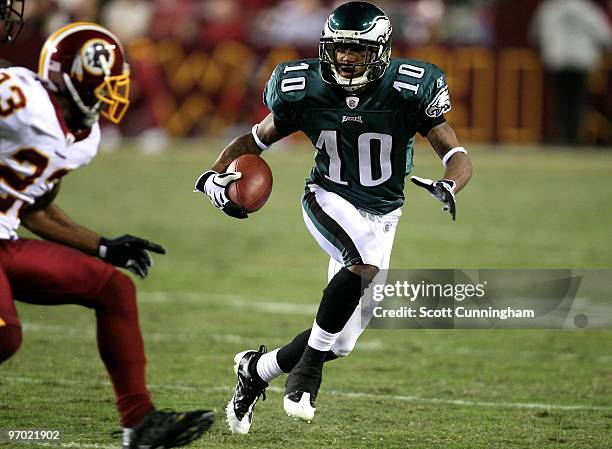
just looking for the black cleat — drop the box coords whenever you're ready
[226,345,269,434]
[122,408,214,449]
[283,362,322,422]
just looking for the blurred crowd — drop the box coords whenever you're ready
[2,0,610,146]
[16,0,499,51]
[11,0,610,65]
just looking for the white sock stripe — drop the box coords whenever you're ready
[308,320,341,352]
[256,348,283,382]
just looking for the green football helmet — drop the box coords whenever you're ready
[319,1,392,92]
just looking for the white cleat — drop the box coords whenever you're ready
[226,400,250,434]
[283,392,316,422]
[226,347,268,434]
[226,351,250,434]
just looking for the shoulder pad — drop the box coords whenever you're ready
[0,67,61,138]
[386,58,450,116]
[264,58,320,106]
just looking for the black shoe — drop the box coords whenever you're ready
[283,361,322,422]
[123,408,214,449]
[226,345,269,434]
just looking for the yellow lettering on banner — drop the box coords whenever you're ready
[166,96,213,137]
[582,54,612,144]
[131,38,607,143]
[498,49,542,143]
[0,316,6,327]
[455,47,495,142]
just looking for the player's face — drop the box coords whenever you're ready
[334,44,368,79]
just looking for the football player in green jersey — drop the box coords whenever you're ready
[194,1,472,432]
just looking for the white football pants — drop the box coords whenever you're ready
[302,183,401,356]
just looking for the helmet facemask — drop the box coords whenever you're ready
[320,39,390,92]
[319,2,392,93]
[95,67,130,124]
[0,0,24,43]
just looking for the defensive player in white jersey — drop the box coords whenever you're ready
[0,22,214,448]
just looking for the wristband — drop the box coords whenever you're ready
[442,147,467,167]
[251,124,270,150]
[98,238,109,258]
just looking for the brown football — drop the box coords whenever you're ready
[226,154,273,213]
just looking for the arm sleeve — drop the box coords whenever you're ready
[263,66,299,136]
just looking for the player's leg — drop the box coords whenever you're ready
[227,326,345,433]
[7,239,153,427]
[331,208,401,357]
[6,239,213,445]
[0,252,22,364]
[256,210,400,381]
[227,185,379,431]
[254,254,356,381]
[284,185,384,420]
[248,211,399,373]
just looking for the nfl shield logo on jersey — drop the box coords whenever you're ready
[346,96,359,109]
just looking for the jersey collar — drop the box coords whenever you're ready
[45,88,92,144]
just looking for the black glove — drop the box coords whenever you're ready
[98,234,166,279]
[411,176,457,221]
[193,170,248,219]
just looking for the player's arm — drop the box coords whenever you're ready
[21,182,165,279]
[210,113,285,172]
[194,113,288,219]
[426,121,472,192]
[411,122,473,220]
[20,182,100,254]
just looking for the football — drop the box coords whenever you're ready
[226,154,273,213]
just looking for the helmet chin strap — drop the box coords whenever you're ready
[62,73,100,127]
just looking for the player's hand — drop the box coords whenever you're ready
[193,170,248,219]
[411,176,456,221]
[98,234,166,279]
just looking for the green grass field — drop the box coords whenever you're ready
[1,142,611,449]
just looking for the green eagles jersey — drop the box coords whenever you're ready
[263,58,450,215]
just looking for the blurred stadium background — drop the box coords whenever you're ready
[1,1,611,449]
[1,0,610,148]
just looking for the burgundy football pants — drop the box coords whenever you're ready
[0,238,153,427]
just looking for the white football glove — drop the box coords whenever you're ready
[193,170,247,219]
[411,176,457,221]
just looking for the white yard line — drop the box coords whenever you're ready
[139,291,317,315]
[139,291,612,326]
[14,442,116,449]
[5,376,612,412]
[20,323,384,351]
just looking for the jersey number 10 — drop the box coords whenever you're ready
[280,63,426,188]
[317,130,392,187]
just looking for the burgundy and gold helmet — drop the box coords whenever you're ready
[38,22,130,125]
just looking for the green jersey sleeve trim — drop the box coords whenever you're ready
[417,114,446,136]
